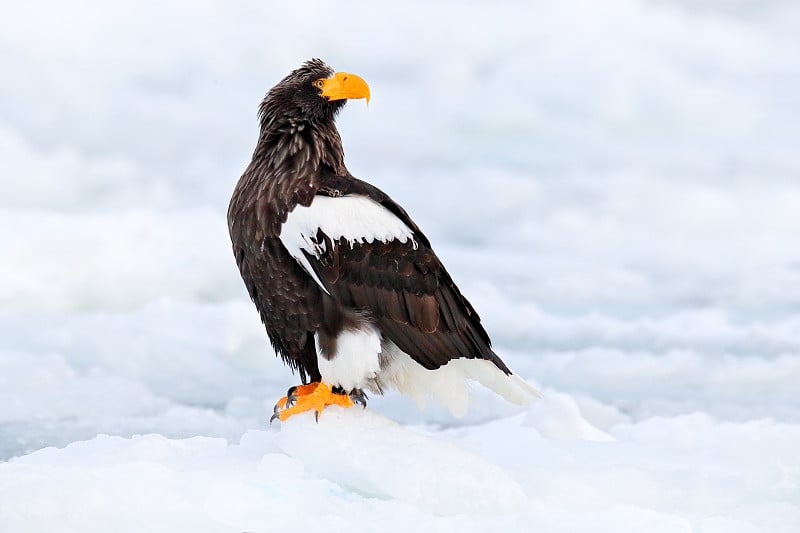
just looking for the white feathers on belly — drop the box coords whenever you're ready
[315,324,383,392]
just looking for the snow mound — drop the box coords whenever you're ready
[524,391,614,442]
[276,407,525,514]
[2,403,800,532]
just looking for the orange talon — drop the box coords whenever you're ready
[272,381,354,423]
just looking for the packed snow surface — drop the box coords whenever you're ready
[2,1,800,531]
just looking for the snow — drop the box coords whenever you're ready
[2,0,800,531]
[4,409,799,532]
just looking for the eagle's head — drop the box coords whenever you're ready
[259,59,370,126]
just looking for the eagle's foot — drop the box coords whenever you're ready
[284,382,320,408]
[270,381,357,423]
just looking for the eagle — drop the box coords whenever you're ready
[228,59,537,422]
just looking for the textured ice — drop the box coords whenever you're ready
[2,0,800,531]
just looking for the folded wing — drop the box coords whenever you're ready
[278,173,511,374]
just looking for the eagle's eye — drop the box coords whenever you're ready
[313,79,325,89]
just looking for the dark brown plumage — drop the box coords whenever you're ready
[228,59,533,417]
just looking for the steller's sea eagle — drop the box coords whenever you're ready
[228,59,538,422]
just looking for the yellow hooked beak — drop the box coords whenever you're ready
[319,72,370,104]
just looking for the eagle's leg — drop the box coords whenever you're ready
[270,381,364,423]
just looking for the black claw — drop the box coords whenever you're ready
[285,385,302,407]
[349,389,368,409]
[270,398,283,424]
[314,410,321,423]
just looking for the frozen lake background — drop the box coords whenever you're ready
[1,1,799,531]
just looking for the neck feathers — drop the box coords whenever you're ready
[256,105,347,176]
[229,106,347,240]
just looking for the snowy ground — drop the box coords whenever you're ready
[2,1,800,531]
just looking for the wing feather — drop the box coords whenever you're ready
[280,172,508,373]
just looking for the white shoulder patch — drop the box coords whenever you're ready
[279,195,416,291]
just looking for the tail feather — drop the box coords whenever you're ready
[377,341,541,417]
[463,359,541,406]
